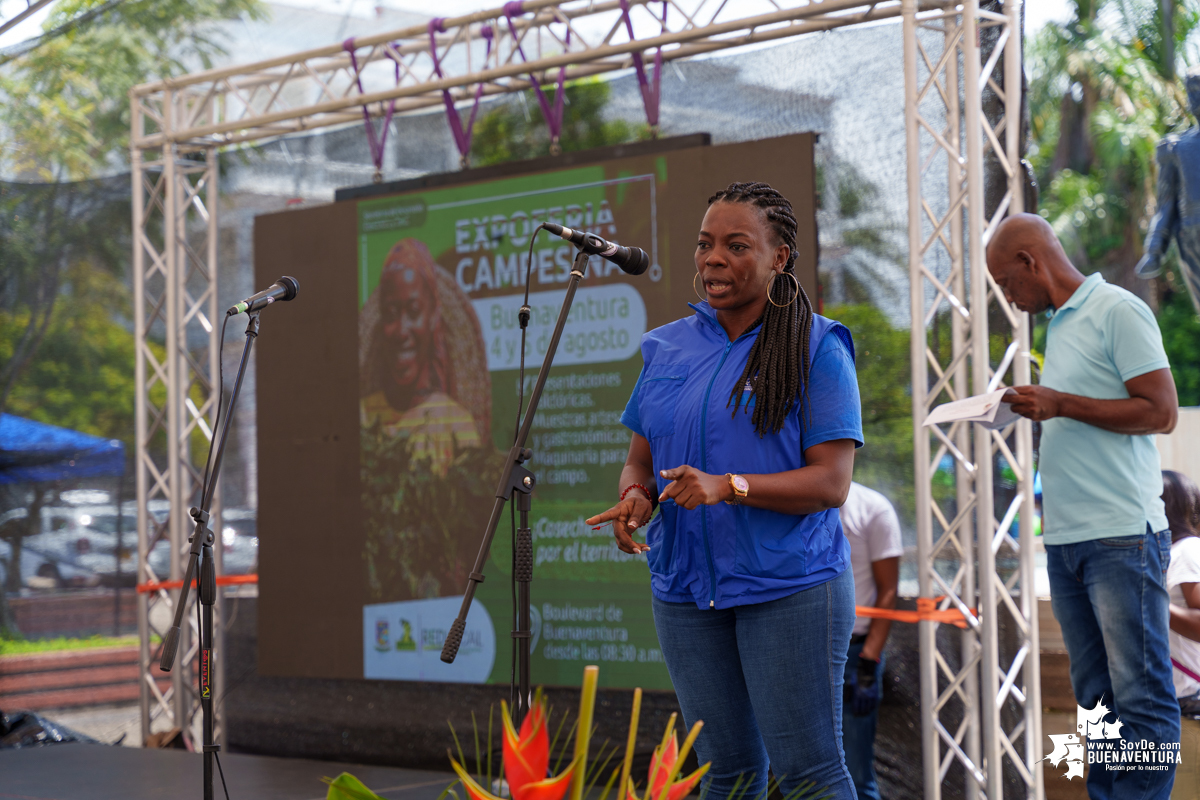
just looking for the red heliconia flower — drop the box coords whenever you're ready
[629,729,710,800]
[450,697,580,800]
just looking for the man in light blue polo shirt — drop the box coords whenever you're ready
[988,213,1180,800]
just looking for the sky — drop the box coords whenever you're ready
[0,0,1080,51]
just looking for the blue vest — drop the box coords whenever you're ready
[636,302,854,609]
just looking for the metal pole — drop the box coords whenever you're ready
[1004,2,1044,796]
[947,10,982,797]
[161,87,190,740]
[902,4,940,798]
[206,144,225,747]
[114,472,125,636]
[962,4,1003,797]
[131,93,151,747]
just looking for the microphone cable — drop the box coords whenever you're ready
[514,222,549,440]
[200,314,232,497]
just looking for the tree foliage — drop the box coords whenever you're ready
[0,178,129,418]
[0,0,265,181]
[1027,0,1195,287]
[470,79,648,167]
[0,0,264,425]
[1158,264,1200,404]
[1028,0,1200,401]
[822,303,916,522]
[0,260,137,444]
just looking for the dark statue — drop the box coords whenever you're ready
[1137,69,1200,313]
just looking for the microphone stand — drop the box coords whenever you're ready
[159,311,260,800]
[441,247,592,723]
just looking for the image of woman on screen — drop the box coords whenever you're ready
[360,237,494,601]
[586,182,863,800]
[360,238,489,469]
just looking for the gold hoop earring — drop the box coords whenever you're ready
[766,271,799,308]
[693,272,707,301]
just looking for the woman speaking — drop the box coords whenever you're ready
[587,182,862,800]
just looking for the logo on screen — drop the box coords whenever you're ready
[396,619,417,651]
[374,619,390,652]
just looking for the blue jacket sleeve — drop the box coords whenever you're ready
[800,327,864,449]
[620,366,648,439]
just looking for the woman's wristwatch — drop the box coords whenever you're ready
[725,474,749,505]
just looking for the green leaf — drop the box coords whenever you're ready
[322,772,388,800]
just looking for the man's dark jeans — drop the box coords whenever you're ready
[1047,527,1179,799]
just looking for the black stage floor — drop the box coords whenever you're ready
[0,743,456,800]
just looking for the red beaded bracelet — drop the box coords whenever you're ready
[620,483,656,505]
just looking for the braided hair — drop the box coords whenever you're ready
[707,181,815,437]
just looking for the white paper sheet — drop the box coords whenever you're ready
[924,388,1021,430]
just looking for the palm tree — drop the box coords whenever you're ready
[1027,0,1197,304]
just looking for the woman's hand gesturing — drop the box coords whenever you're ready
[585,490,654,554]
[658,466,731,509]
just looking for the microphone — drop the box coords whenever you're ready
[542,223,650,275]
[227,276,299,316]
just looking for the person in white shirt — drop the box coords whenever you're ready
[1163,470,1200,715]
[839,481,904,800]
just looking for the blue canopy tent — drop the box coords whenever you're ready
[0,415,125,483]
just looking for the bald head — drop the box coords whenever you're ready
[986,213,1083,314]
[988,213,1068,265]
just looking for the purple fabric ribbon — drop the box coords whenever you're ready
[618,0,666,128]
[503,6,569,144]
[428,19,494,160]
[342,37,401,174]
[1175,657,1200,684]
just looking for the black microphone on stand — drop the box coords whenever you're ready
[227,275,299,316]
[162,273,297,800]
[541,223,650,275]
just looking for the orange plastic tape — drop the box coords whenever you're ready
[136,574,258,594]
[135,576,969,627]
[854,597,974,629]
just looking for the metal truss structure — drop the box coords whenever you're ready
[132,1,1042,795]
[129,0,915,151]
[0,1,55,39]
[904,1,1042,798]
[132,131,223,744]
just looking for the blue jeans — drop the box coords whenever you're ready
[651,568,857,800]
[842,640,884,800]
[1046,527,1179,800]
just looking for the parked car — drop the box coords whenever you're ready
[2,499,256,589]
[145,507,258,579]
